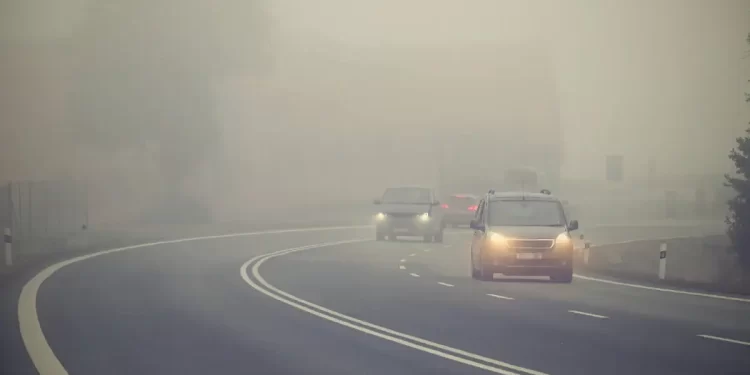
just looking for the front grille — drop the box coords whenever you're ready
[508,239,554,249]
[387,212,420,218]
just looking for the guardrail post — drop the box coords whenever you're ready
[4,228,11,266]
[658,242,667,280]
[583,242,591,265]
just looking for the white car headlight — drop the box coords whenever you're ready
[555,232,571,246]
[418,213,430,221]
[375,212,386,221]
[489,232,508,247]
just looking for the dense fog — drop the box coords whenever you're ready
[1,0,748,226]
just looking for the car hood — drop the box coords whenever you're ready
[377,203,432,215]
[487,225,567,239]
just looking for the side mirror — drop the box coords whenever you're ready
[568,220,579,231]
[373,199,382,205]
[432,200,441,206]
[470,219,485,231]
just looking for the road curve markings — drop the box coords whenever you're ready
[697,334,750,346]
[18,225,370,375]
[241,241,548,375]
[573,274,750,303]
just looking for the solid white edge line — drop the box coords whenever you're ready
[568,310,609,319]
[697,334,750,346]
[573,274,750,303]
[18,225,371,375]
[438,282,454,287]
[487,294,515,301]
[399,265,406,270]
[243,241,548,375]
[410,273,421,278]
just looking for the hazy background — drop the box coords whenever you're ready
[1,0,748,225]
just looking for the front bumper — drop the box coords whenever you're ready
[375,216,438,236]
[481,249,572,276]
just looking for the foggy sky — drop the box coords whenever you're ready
[1,0,749,223]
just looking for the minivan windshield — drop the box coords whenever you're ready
[488,200,566,227]
[381,188,431,204]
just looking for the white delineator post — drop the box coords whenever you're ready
[4,228,11,267]
[583,242,591,265]
[658,242,667,280]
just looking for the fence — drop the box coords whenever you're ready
[1,180,88,261]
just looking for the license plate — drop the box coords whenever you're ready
[516,253,542,260]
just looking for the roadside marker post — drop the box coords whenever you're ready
[583,242,591,265]
[658,243,667,280]
[4,228,12,267]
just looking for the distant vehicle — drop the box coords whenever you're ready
[469,190,579,283]
[441,194,479,228]
[373,186,445,242]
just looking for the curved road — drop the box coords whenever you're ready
[4,226,750,374]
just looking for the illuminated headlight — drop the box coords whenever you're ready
[375,212,387,221]
[488,232,508,247]
[418,213,430,221]
[555,232,571,247]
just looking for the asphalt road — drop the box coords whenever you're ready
[3,225,750,375]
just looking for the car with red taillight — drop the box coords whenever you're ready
[442,194,480,228]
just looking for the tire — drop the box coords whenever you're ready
[376,232,385,241]
[477,254,494,281]
[470,253,480,279]
[551,269,573,283]
[434,229,444,243]
[423,235,432,243]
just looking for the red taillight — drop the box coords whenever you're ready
[468,205,478,211]
[441,204,449,209]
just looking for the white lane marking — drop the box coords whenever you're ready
[487,294,515,301]
[438,282,454,287]
[568,310,609,319]
[424,249,431,252]
[18,225,370,375]
[400,259,406,263]
[697,334,750,346]
[399,265,406,270]
[242,242,548,375]
[573,274,750,303]
[409,253,417,257]
[410,273,421,278]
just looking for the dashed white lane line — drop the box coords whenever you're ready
[409,253,417,257]
[400,259,407,263]
[424,249,431,252]
[410,273,421,278]
[438,282,455,287]
[568,310,609,319]
[399,265,406,270]
[697,334,750,346]
[487,294,515,301]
